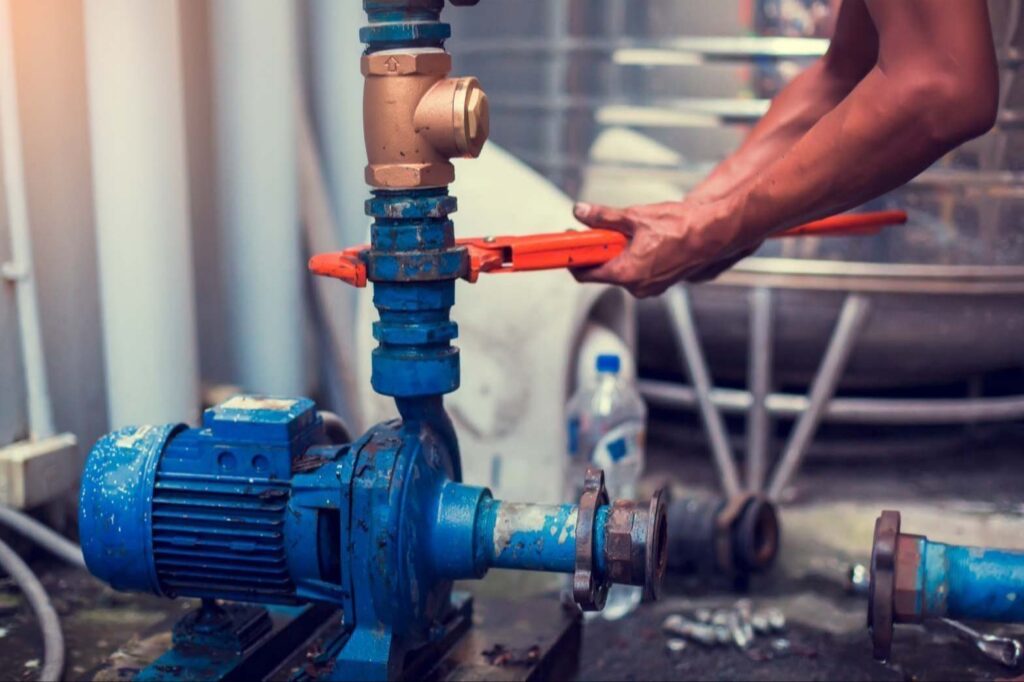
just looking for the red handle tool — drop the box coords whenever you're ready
[310,209,907,288]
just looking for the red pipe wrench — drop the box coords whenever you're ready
[309,210,908,288]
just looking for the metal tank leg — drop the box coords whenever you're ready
[746,286,774,493]
[664,286,742,498]
[766,293,872,500]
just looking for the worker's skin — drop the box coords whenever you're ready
[572,0,999,298]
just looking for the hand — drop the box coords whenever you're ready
[570,199,759,298]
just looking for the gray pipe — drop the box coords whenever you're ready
[0,0,54,440]
[0,537,64,681]
[0,506,84,569]
[212,0,306,396]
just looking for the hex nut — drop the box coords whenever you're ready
[366,162,455,189]
[454,78,489,157]
[892,534,925,622]
[362,51,451,77]
[605,500,645,586]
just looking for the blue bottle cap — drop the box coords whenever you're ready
[596,354,621,373]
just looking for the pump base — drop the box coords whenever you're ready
[102,593,581,682]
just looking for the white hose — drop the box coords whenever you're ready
[0,537,64,681]
[0,506,85,569]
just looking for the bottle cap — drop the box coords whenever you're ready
[596,354,621,374]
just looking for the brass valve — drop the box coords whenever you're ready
[362,50,490,189]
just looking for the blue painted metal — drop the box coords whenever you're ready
[135,601,274,682]
[79,396,618,680]
[79,2,651,680]
[913,537,1024,622]
[366,190,467,401]
[361,0,450,52]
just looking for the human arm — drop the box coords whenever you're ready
[686,0,878,204]
[574,0,998,298]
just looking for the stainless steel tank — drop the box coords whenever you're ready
[449,0,1024,392]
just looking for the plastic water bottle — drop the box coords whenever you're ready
[564,353,647,620]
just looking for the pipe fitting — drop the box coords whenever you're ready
[604,490,669,601]
[573,469,668,609]
[869,509,1024,662]
[665,494,779,577]
[362,50,489,189]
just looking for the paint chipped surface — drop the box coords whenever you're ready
[493,504,551,556]
[220,396,297,412]
[559,509,578,545]
[115,425,155,449]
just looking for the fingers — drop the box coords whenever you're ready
[572,254,656,299]
[571,261,622,285]
[573,202,635,236]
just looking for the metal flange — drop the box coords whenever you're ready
[644,487,668,601]
[868,509,900,661]
[574,468,610,610]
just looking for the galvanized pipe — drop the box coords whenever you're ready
[746,287,773,492]
[0,0,54,439]
[639,378,1024,425]
[665,287,742,498]
[767,294,871,500]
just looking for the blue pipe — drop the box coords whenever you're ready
[429,482,609,580]
[478,500,580,573]
[918,539,1024,622]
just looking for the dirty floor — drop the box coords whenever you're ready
[0,426,1022,681]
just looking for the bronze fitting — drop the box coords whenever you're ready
[362,50,489,189]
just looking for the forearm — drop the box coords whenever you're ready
[723,63,997,248]
[688,59,859,203]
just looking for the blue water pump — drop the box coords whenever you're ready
[80,397,665,679]
[77,2,668,680]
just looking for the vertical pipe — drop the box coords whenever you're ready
[767,293,871,500]
[665,287,742,498]
[307,0,368,248]
[212,0,305,396]
[746,287,773,492]
[83,0,199,427]
[305,0,370,429]
[543,0,570,189]
[0,0,54,439]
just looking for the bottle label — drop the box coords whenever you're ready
[591,422,645,468]
[567,417,581,459]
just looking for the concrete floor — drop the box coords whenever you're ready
[575,423,1024,681]
[0,426,1022,680]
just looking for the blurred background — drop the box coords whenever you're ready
[3,0,1023,512]
[1,0,1023,679]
